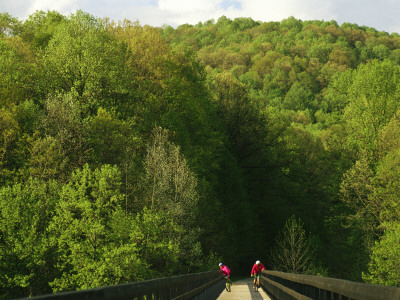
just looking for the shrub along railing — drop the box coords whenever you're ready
[261,270,400,300]
[15,271,224,300]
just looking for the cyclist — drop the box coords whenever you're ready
[251,260,265,289]
[219,263,232,285]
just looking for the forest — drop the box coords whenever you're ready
[1,10,400,298]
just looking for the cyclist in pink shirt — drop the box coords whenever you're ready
[219,263,232,285]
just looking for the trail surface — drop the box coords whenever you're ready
[217,278,272,300]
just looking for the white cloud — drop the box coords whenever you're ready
[0,0,79,20]
[1,0,400,33]
[151,0,338,27]
[1,0,33,19]
[29,0,79,16]
[238,0,336,22]
[158,0,219,13]
[155,0,226,26]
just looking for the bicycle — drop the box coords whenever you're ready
[252,274,260,292]
[225,276,231,292]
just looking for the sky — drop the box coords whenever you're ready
[2,0,400,34]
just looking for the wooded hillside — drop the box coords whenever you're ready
[1,11,400,298]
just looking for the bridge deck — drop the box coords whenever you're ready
[217,278,272,300]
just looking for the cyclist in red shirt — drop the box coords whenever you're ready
[251,260,265,289]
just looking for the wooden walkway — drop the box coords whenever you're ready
[217,278,272,300]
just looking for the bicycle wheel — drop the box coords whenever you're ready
[226,281,231,292]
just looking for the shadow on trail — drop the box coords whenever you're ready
[244,280,268,300]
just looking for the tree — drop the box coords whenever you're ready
[372,150,400,224]
[0,39,35,108]
[48,163,195,291]
[372,44,391,60]
[378,110,400,157]
[87,108,132,166]
[139,126,220,273]
[344,60,400,157]
[280,17,303,33]
[41,11,126,116]
[0,105,21,184]
[212,71,266,160]
[306,43,333,64]
[140,127,198,223]
[320,68,354,115]
[269,215,319,274]
[239,71,263,89]
[340,156,379,238]
[28,135,67,181]
[327,47,355,71]
[0,178,60,298]
[21,10,65,49]
[0,13,22,37]
[128,208,182,276]
[283,81,314,111]
[363,223,400,286]
[48,164,138,291]
[31,92,88,181]
[109,20,169,81]
[251,51,284,78]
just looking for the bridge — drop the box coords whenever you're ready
[14,269,400,300]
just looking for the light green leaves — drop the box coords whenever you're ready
[141,127,198,222]
[0,178,60,296]
[47,164,184,291]
[269,215,323,275]
[344,60,400,156]
[42,11,125,115]
[363,223,400,286]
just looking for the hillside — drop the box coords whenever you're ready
[1,11,400,297]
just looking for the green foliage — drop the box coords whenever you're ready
[239,71,263,89]
[139,126,198,222]
[47,164,202,292]
[0,38,36,107]
[372,150,400,223]
[344,60,400,156]
[363,223,400,286]
[280,17,303,32]
[41,11,126,115]
[269,216,325,275]
[48,164,130,291]
[340,157,375,225]
[0,178,60,297]
[0,13,22,37]
[87,108,131,166]
[15,100,41,133]
[283,82,314,111]
[29,92,88,181]
[307,43,333,63]
[0,105,23,184]
[3,10,400,297]
[21,10,66,49]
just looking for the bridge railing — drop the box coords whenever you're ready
[15,270,224,300]
[261,270,400,300]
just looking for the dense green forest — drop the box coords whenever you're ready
[1,10,400,298]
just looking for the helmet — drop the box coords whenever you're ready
[219,263,223,266]
[256,260,260,264]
